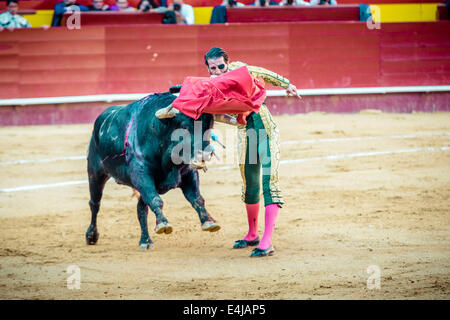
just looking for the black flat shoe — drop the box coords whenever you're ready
[233,237,260,249]
[250,246,275,257]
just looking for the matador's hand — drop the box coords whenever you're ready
[286,84,301,99]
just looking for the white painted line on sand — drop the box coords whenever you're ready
[280,132,450,145]
[0,155,86,166]
[0,180,88,193]
[2,146,448,193]
[2,132,449,166]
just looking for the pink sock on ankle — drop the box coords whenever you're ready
[242,203,260,241]
[258,204,280,250]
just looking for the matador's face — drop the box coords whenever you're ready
[207,56,229,77]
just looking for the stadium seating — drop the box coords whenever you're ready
[0,0,441,10]
[1,1,446,26]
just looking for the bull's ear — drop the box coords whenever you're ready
[169,85,182,93]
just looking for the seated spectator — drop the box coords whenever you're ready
[250,0,280,6]
[221,0,246,7]
[138,0,165,12]
[310,0,338,5]
[110,0,137,11]
[0,0,31,30]
[170,0,194,25]
[280,0,295,5]
[210,4,226,24]
[280,0,312,5]
[445,1,450,20]
[88,0,110,11]
[51,0,89,26]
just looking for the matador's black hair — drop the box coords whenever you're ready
[204,47,229,66]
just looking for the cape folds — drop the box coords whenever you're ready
[172,66,266,125]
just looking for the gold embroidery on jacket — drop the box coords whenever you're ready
[228,61,290,89]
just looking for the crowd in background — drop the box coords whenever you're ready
[0,0,339,30]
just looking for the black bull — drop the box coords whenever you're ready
[86,92,220,250]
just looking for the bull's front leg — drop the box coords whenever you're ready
[134,173,173,241]
[181,170,220,232]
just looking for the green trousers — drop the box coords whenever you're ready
[238,105,284,207]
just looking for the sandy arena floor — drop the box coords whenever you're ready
[0,111,449,300]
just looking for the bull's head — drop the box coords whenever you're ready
[167,112,215,171]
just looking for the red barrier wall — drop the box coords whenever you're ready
[226,6,360,22]
[1,21,449,100]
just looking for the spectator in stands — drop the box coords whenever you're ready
[88,0,110,11]
[310,0,337,5]
[280,0,312,5]
[52,0,89,26]
[221,0,246,7]
[170,0,194,24]
[250,0,280,6]
[110,0,137,11]
[138,0,164,12]
[280,0,294,5]
[0,0,31,30]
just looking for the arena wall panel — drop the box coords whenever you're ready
[226,6,360,23]
[374,3,439,22]
[268,92,450,114]
[0,21,449,111]
[22,10,54,28]
[193,6,214,24]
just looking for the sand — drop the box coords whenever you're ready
[0,111,449,300]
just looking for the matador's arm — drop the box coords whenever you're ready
[228,61,290,89]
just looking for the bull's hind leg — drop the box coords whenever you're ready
[137,197,154,250]
[181,171,220,232]
[86,156,109,245]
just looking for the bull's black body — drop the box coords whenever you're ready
[86,92,218,249]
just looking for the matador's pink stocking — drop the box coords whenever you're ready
[243,203,260,241]
[258,204,280,250]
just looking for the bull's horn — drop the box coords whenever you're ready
[214,114,238,126]
[155,105,179,119]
